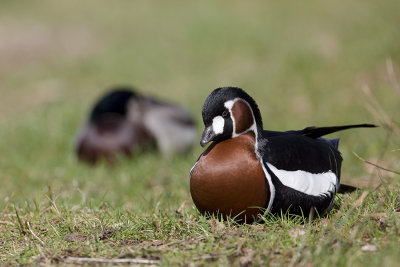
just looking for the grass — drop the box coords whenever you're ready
[1,189,399,265]
[0,0,399,265]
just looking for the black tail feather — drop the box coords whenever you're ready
[300,124,377,139]
[338,183,359,194]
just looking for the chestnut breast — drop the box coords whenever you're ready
[190,132,268,223]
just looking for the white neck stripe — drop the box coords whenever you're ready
[224,100,234,110]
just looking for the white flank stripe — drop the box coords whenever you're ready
[266,163,337,196]
[212,116,224,134]
[260,160,275,216]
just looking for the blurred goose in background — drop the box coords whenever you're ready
[75,86,197,164]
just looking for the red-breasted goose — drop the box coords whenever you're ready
[190,87,376,223]
[76,87,197,164]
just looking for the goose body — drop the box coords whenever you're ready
[190,87,375,222]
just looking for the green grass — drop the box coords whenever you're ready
[0,0,399,265]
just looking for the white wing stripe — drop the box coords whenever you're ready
[266,163,337,196]
[260,160,275,215]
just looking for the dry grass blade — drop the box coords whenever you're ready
[176,199,187,214]
[367,212,400,219]
[353,152,400,175]
[361,85,400,136]
[0,221,14,226]
[65,257,160,264]
[46,183,63,218]
[26,221,46,246]
[353,191,370,209]
[361,85,392,126]
[386,59,400,95]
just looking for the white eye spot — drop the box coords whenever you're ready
[224,100,234,110]
[212,116,224,135]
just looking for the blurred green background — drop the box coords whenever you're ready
[0,0,399,209]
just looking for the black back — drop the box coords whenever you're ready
[262,132,342,174]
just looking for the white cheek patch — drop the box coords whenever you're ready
[266,163,337,196]
[212,116,225,135]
